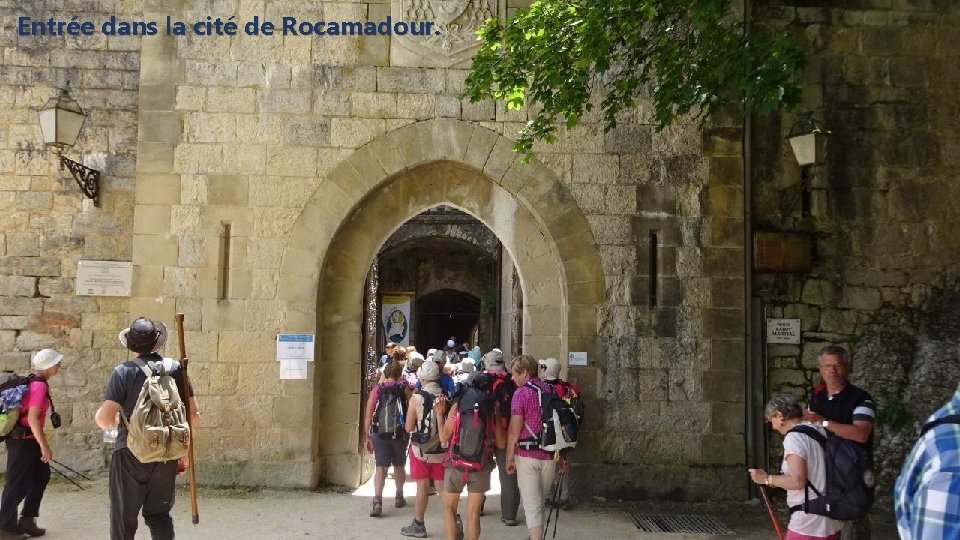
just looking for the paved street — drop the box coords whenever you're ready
[32,471,901,539]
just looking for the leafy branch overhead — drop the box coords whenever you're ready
[464,0,806,157]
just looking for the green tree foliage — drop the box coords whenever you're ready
[464,0,806,157]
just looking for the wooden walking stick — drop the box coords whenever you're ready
[175,313,200,525]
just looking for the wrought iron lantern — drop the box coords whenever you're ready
[37,82,101,206]
[786,110,829,167]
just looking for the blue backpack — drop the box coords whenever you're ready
[788,424,873,520]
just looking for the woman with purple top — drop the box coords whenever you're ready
[505,354,556,540]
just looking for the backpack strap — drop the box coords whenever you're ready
[131,358,154,378]
[417,391,435,433]
[920,414,960,438]
[517,382,545,450]
[786,424,827,514]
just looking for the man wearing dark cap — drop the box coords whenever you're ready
[94,317,201,540]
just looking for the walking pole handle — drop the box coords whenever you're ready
[175,313,200,525]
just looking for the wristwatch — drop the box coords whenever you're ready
[822,420,830,429]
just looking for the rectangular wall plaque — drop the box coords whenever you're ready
[766,318,801,344]
[75,260,133,297]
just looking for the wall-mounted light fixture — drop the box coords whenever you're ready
[787,110,829,167]
[786,110,829,217]
[37,82,101,206]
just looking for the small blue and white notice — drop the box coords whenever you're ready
[276,333,314,379]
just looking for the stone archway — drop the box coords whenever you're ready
[276,119,604,487]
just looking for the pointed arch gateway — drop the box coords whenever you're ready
[276,119,604,487]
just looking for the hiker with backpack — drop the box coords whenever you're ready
[748,394,843,540]
[540,357,580,511]
[894,382,960,539]
[802,345,875,540]
[484,348,522,527]
[0,349,63,540]
[401,360,449,538]
[506,354,560,540]
[94,317,200,540]
[437,371,497,540]
[364,360,409,517]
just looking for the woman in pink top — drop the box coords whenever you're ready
[0,349,63,540]
[505,354,556,540]
[363,359,409,518]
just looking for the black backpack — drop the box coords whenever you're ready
[409,391,444,455]
[371,383,407,440]
[491,372,515,429]
[788,424,873,520]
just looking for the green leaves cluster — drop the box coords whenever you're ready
[464,0,806,157]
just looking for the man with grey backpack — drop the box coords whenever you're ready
[94,317,200,540]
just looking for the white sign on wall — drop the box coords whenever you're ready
[568,351,588,366]
[276,334,315,380]
[75,260,133,296]
[766,318,801,344]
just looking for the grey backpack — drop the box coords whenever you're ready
[122,358,190,463]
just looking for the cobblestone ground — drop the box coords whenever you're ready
[31,470,901,540]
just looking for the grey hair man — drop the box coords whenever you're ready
[803,344,875,540]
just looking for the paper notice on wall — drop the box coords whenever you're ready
[277,334,315,362]
[279,358,308,380]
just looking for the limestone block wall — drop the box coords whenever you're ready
[751,1,960,502]
[1,0,749,497]
[0,1,142,469]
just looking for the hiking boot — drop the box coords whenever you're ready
[369,500,382,517]
[0,529,28,540]
[395,495,407,508]
[400,518,427,538]
[16,517,44,538]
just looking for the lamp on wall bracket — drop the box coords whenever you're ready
[37,81,101,207]
[787,110,829,217]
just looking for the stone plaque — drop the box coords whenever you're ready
[390,0,506,68]
[766,318,801,344]
[76,260,133,297]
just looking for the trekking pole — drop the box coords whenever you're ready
[542,466,564,540]
[550,468,564,539]
[51,459,93,481]
[49,462,85,490]
[758,485,784,540]
[175,313,200,525]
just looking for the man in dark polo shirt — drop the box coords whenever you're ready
[803,344,875,540]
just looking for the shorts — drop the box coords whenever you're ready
[785,531,838,540]
[443,466,492,494]
[408,447,445,481]
[372,434,408,468]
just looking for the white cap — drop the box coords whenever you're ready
[32,349,63,371]
[540,357,561,379]
[446,339,456,349]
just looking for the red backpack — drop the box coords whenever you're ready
[445,383,495,475]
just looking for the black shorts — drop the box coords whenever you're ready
[372,434,409,468]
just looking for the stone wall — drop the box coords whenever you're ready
[752,1,960,503]
[1,0,750,497]
[0,0,142,469]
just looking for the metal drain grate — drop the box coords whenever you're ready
[631,513,733,535]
